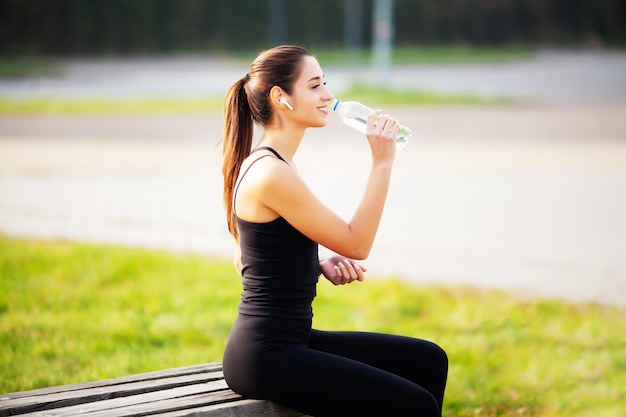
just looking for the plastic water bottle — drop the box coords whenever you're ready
[332,99,412,151]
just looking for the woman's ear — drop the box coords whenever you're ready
[270,86,293,110]
[269,86,283,108]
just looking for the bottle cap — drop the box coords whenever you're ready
[332,99,341,111]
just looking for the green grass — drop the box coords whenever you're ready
[0,96,224,115]
[389,45,533,64]
[0,92,505,116]
[0,85,508,115]
[340,84,512,106]
[0,59,62,78]
[237,45,535,66]
[1,236,624,416]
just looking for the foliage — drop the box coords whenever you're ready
[1,236,625,416]
[0,0,624,56]
[394,0,626,46]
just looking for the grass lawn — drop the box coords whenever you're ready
[0,59,62,78]
[0,96,225,115]
[1,235,624,416]
[0,86,508,116]
[237,45,534,66]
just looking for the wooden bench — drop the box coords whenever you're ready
[0,363,310,416]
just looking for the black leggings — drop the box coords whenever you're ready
[222,315,448,416]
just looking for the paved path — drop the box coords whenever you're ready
[1,50,626,104]
[1,106,625,306]
[1,50,625,305]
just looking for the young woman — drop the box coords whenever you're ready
[221,45,448,416]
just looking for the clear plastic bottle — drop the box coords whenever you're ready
[332,99,412,151]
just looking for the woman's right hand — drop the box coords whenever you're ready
[319,255,367,286]
[366,110,400,164]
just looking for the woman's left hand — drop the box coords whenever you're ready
[319,255,366,286]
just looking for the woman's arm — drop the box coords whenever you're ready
[252,112,399,260]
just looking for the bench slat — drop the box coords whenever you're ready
[1,371,224,413]
[155,398,309,417]
[0,363,309,417]
[1,364,220,401]
[0,366,224,416]
[15,380,230,417]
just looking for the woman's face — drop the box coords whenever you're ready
[287,55,334,128]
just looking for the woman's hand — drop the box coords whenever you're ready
[366,110,400,164]
[319,255,367,286]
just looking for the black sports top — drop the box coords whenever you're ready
[235,147,319,319]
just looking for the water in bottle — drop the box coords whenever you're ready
[332,99,412,150]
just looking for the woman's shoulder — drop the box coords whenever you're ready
[236,152,299,208]
[235,152,302,223]
[239,151,293,186]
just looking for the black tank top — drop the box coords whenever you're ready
[235,147,319,319]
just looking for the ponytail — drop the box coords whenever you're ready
[222,77,253,242]
[221,45,312,242]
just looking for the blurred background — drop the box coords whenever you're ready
[1,0,625,306]
[1,0,625,55]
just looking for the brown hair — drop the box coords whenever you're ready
[222,45,312,241]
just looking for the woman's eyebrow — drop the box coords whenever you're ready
[307,75,325,82]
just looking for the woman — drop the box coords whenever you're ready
[221,45,447,416]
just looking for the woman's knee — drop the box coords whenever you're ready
[429,340,448,371]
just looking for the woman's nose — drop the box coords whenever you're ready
[323,87,333,101]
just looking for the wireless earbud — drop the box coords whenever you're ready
[279,97,294,110]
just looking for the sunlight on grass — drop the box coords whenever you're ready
[0,97,224,115]
[1,236,624,416]
[0,87,509,115]
[340,84,512,106]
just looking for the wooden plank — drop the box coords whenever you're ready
[2,376,227,416]
[55,388,241,417]
[14,380,232,417]
[1,364,220,400]
[155,398,311,417]
[0,364,223,416]
[1,371,224,412]
[0,363,308,417]
[24,388,310,417]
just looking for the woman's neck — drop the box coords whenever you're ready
[258,122,305,164]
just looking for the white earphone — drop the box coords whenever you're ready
[279,97,294,110]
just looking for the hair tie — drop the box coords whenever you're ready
[244,73,250,83]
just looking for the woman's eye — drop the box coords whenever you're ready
[312,82,327,89]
